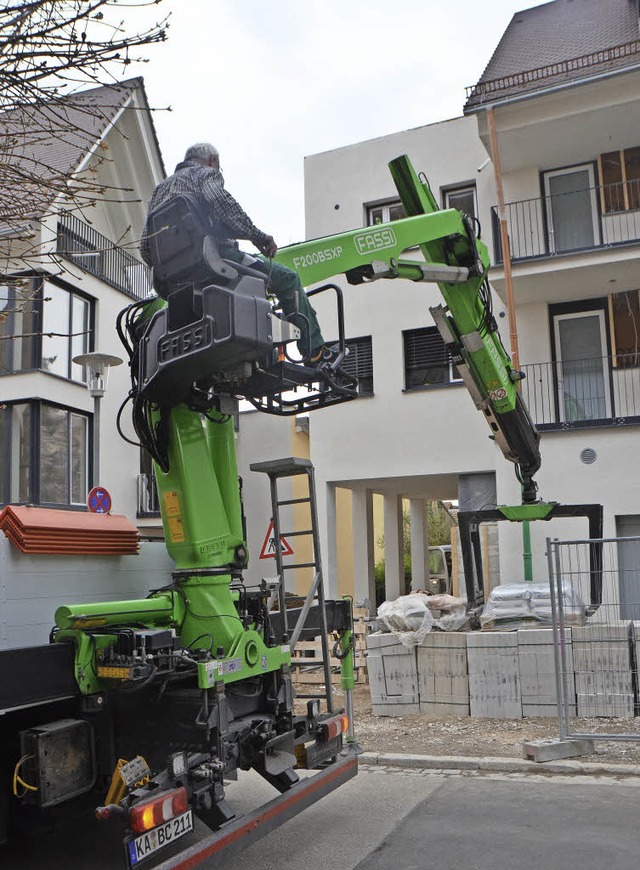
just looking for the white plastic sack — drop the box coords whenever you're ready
[377,593,434,646]
[480,581,586,630]
[424,594,469,632]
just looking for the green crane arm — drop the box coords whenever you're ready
[275,154,541,502]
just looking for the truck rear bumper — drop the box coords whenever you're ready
[154,753,358,870]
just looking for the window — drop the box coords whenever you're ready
[325,336,373,396]
[41,282,91,381]
[611,289,640,368]
[343,336,373,396]
[0,281,38,374]
[0,401,89,507]
[443,185,477,218]
[366,201,406,226]
[599,146,640,213]
[403,326,461,390]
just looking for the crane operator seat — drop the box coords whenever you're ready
[144,194,240,299]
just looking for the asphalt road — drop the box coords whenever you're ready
[223,766,640,870]
[5,765,640,869]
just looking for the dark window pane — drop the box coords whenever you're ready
[0,405,7,500]
[624,147,640,211]
[40,405,69,503]
[71,413,88,504]
[611,289,640,368]
[369,207,384,225]
[388,203,406,222]
[446,187,476,217]
[404,326,458,389]
[0,283,37,374]
[11,403,32,502]
[325,336,373,396]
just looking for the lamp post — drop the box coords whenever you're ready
[72,351,123,487]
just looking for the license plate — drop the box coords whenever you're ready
[126,810,193,867]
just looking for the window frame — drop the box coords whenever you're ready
[0,277,40,375]
[39,278,94,383]
[442,184,478,218]
[403,325,462,391]
[365,199,406,227]
[598,146,640,214]
[0,399,91,508]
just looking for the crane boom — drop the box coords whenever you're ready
[276,154,541,502]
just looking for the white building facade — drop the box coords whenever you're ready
[238,0,640,610]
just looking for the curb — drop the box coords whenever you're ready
[359,751,640,779]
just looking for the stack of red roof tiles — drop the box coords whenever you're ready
[0,505,139,555]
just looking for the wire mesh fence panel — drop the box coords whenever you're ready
[547,536,640,741]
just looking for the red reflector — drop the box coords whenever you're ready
[320,714,348,742]
[129,787,188,833]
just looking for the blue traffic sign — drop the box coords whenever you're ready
[88,486,112,514]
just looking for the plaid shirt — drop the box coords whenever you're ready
[140,159,269,265]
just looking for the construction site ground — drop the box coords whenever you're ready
[324,683,640,766]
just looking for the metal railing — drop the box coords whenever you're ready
[57,213,153,300]
[465,39,640,104]
[548,536,640,740]
[491,179,640,263]
[521,354,640,430]
[137,472,160,517]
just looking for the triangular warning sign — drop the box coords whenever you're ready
[259,519,294,559]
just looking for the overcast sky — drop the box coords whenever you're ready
[133,0,541,246]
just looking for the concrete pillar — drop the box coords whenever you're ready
[409,498,429,591]
[323,482,339,599]
[383,494,404,601]
[352,488,375,608]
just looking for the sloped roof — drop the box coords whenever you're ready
[465,0,640,110]
[0,77,164,224]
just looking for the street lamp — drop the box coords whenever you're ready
[72,351,123,487]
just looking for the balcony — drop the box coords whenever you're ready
[492,179,640,264]
[57,213,152,300]
[521,353,640,431]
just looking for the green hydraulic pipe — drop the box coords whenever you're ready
[55,594,175,630]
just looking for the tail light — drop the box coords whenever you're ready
[319,713,349,742]
[129,786,188,833]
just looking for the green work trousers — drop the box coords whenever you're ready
[219,243,324,357]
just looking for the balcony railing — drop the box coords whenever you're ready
[491,180,640,264]
[521,353,640,431]
[57,213,153,300]
[137,473,160,517]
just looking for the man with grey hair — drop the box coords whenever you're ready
[141,142,329,362]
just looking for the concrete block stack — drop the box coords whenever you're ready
[572,623,635,718]
[365,632,419,716]
[417,633,469,715]
[517,628,575,717]
[466,631,522,718]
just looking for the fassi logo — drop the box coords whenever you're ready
[353,227,397,254]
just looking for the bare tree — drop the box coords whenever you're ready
[0,1,169,365]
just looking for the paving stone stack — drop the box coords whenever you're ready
[466,631,522,718]
[517,628,575,717]
[572,623,635,718]
[417,633,469,715]
[366,632,419,716]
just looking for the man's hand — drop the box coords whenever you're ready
[260,235,278,258]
